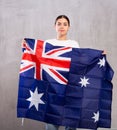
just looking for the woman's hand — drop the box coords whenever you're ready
[21,39,26,47]
[102,50,106,55]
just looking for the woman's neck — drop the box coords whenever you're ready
[57,35,67,40]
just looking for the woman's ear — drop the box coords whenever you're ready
[67,26,70,31]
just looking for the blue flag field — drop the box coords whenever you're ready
[17,38,114,129]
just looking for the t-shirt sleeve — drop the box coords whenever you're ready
[72,40,80,48]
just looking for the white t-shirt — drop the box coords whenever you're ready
[45,39,79,48]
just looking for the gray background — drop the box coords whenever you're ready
[0,0,116,130]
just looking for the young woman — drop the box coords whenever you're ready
[45,15,79,130]
[45,15,79,48]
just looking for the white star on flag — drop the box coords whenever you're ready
[92,111,99,122]
[79,76,90,87]
[26,87,45,111]
[97,57,105,67]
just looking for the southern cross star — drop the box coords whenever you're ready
[97,57,105,67]
[79,76,90,87]
[26,87,45,111]
[92,111,99,122]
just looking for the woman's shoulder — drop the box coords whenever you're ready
[45,39,56,43]
[68,39,80,48]
[68,39,78,44]
[45,39,80,48]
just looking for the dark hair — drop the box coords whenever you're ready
[55,15,70,26]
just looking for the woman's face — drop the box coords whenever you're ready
[55,18,70,38]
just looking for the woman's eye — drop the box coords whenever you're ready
[57,23,61,26]
[57,22,68,26]
[64,23,68,26]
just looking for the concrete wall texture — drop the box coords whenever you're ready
[0,0,117,130]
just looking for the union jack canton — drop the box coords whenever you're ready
[20,38,72,84]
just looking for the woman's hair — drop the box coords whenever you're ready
[55,15,70,26]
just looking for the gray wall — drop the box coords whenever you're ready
[0,0,117,130]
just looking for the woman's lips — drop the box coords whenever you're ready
[59,30,65,32]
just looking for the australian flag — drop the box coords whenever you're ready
[17,38,114,129]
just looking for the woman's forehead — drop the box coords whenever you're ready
[56,18,68,23]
